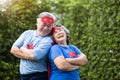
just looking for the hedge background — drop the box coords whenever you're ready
[0,0,120,80]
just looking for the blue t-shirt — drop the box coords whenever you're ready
[49,44,82,80]
[12,30,53,74]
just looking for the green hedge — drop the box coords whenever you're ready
[0,0,119,80]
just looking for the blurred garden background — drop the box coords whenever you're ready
[0,0,120,80]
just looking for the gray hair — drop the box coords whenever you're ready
[38,12,56,20]
[61,25,70,36]
[37,12,56,25]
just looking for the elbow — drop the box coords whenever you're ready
[57,65,65,70]
[10,48,14,54]
[83,59,88,65]
[81,56,88,65]
[10,46,16,54]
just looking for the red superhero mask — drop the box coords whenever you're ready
[41,16,54,25]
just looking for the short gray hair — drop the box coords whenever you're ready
[38,12,56,20]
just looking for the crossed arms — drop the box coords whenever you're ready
[53,53,88,71]
[10,46,35,60]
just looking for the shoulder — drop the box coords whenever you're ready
[42,36,53,43]
[51,44,60,49]
[52,44,59,48]
[19,30,34,37]
[44,35,52,40]
[69,45,78,49]
[22,30,34,34]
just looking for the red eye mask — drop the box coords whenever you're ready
[41,16,54,25]
[51,26,62,35]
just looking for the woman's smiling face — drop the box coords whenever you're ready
[53,27,67,44]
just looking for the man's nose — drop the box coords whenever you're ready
[44,26,49,29]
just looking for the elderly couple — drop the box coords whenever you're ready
[10,12,88,80]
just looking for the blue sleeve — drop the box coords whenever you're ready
[49,45,63,60]
[71,45,82,55]
[33,38,53,60]
[13,30,30,48]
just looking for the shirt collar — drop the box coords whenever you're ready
[33,30,50,37]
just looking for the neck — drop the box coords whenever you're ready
[58,41,67,46]
[36,30,46,36]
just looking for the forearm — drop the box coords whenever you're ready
[20,47,35,60]
[54,56,79,71]
[66,54,88,66]
[10,46,35,60]
[60,62,79,71]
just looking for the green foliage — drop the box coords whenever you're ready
[0,0,120,80]
[51,0,120,80]
[0,0,52,79]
